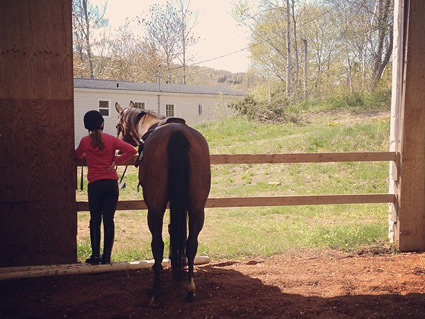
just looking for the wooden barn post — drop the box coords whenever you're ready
[389,0,425,251]
[0,0,76,266]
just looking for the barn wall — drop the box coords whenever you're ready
[74,88,237,147]
[0,0,76,266]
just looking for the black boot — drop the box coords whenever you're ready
[85,255,100,265]
[87,221,100,265]
[101,222,114,264]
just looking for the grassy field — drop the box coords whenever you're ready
[76,109,392,262]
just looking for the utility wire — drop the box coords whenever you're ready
[166,1,345,73]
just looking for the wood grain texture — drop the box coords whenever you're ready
[396,0,425,251]
[76,194,395,212]
[0,0,76,266]
[75,152,396,167]
[0,1,73,100]
[209,152,396,164]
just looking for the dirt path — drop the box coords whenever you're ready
[1,250,424,319]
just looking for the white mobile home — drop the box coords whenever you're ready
[74,78,245,146]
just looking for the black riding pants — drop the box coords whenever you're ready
[88,179,119,258]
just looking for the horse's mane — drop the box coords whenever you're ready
[144,110,165,120]
[123,108,165,123]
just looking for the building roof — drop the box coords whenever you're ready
[74,78,246,97]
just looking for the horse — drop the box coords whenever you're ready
[115,101,211,304]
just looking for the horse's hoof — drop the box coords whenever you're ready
[184,291,195,303]
[149,296,161,308]
[185,278,196,302]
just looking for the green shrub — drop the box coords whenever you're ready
[230,90,391,123]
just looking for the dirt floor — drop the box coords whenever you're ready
[1,249,425,319]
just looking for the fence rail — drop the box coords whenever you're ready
[76,152,397,211]
[76,152,396,166]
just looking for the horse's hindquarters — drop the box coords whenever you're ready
[141,125,211,209]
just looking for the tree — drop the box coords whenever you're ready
[72,0,108,78]
[234,0,393,101]
[138,2,181,83]
[234,1,302,99]
[370,0,393,87]
[291,0,300,100]
[233,1,288,81]
[137,1,199,84]
[325,0,393,89]
[173,0,199,84]
[106,21,162,82]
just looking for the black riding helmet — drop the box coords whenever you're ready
[84,110,104,131]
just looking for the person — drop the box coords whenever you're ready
[76,110,137,265]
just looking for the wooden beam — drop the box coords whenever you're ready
[210,152,396,164]
[75,152,396,167]
[205,194,395,207]
[0,256,210,280]
[393,0,425,251]
[76,194,395,212]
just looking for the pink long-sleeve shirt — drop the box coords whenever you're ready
[75,133,137,184]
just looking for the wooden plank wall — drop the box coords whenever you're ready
[0,0,76,266]
[392,0,425,251]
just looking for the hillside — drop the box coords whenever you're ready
[185,66,259,93]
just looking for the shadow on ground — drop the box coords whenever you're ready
[1,261,425,319]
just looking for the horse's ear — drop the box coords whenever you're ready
[115,102,124,114]
[129,101,135,108]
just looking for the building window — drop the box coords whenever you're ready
[98,100,110,117]
[134,102,145,109]
[166,104,174,117]
[198,104,203,115]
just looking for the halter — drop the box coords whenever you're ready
[116,108,145,147]
[116,108,146,188]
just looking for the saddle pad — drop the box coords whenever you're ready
[158,117,186,126]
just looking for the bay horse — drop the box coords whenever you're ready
[115,101,211,303]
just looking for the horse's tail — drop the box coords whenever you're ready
[167,129,190,282]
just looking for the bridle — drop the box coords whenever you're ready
[116,108,146,147]
[116,109,158,186]
[115,109,145,188]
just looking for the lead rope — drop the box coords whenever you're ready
[119,165,128,189]
[80,165,84,191]
[136,138,145,193]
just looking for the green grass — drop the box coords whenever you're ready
[76,109,392,262]
[195,204,388,259]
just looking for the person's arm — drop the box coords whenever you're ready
[113,138,137,165]
[75,139,86,159]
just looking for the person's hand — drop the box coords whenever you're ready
[108,162,116,171]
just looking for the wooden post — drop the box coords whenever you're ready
[390,0,425,251]
[0,0,76,266]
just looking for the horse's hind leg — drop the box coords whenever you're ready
[185,208,205,301]
[147,209,165,304]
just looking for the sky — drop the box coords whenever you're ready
[97,0,251,73]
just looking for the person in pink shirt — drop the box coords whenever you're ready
[76,110,137,265]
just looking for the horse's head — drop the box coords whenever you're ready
[115,101,146,147]
[115,101,165,147]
